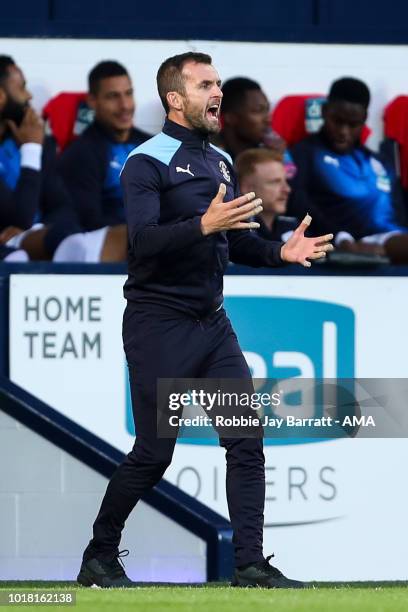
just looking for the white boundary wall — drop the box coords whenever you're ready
[0,409,206,581]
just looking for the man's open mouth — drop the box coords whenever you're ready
[206,103,220,120]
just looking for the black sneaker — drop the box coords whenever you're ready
[231,554,305,589]
[77,549,134,588]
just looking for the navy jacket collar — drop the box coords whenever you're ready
[163,118,209,147]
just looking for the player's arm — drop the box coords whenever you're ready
[121,154,209,258]
[204,180,334,268]
[227,228,285,267]
[0,166,42,230]
[0,109,45,229]
[289,141,334,236]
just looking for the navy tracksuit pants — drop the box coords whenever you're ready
[86,302,265,568]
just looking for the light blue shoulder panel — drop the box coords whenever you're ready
[125,132,182,167]
[210,143,233,166]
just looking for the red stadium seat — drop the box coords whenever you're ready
[271,94,371,146]
[383,96,408,189]
[42,92,94,151]
[271,94,325,146]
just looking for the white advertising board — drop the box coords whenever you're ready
[9,273,408,581]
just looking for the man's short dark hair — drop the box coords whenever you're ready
[0,55,15,87]
[221,77,262,114]
[328,77,371,110]
[88,60,129,95]
[157,52,212,113]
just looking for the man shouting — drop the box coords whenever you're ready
[78,52,333,589]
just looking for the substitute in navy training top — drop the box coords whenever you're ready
[78,52,333,590]
[0,55,84,261]
[289,77,408,261]
[59,61,150,232]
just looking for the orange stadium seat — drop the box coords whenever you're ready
[42,92,94,151]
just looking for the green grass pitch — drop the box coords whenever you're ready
[1,582,407,612]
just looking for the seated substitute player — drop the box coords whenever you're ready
[58,60,150,261]
[289,77,408,261]
[77,52,333,590]
[213,77,272,160]
[236,148,297,242]
[0,55,125,262]
[212,76,296,177]
[0,54,83,260]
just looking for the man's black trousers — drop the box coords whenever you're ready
[85,302,265,568]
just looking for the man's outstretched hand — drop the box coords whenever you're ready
[201,183,263,236]
[281,214,334,267]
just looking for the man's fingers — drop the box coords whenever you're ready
[314,233,334,245]
[25,107,41,122]
[213,183,227,204]
[230,198,263,218]
[313,243,334,253]
[20,107,36,125]
[232,206,263,223]
[225,191,256,210]
[295,213,312,235]
[5,120,17,136]
[229,221,261,230]
[308,251,327,260]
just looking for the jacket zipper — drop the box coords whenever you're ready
[202,140,223,310]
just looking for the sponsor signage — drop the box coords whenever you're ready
[9,274,408,580]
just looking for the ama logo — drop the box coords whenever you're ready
[125,296,355,442]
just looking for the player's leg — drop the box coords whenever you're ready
[78,304,205,586]
[82,367,177,561]
[200,308,304,588]
[199,309,265,567]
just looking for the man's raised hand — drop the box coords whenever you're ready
[280,214,334,267]
[6,107,44,145]
[200,183,263,236]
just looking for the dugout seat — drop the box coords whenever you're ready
[271,94,371,146]
[42,92,94,152]
[383,96,408,190]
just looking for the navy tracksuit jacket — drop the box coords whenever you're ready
[121,118,284,317]
[59,121,150,231]
[87,119,285,568]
